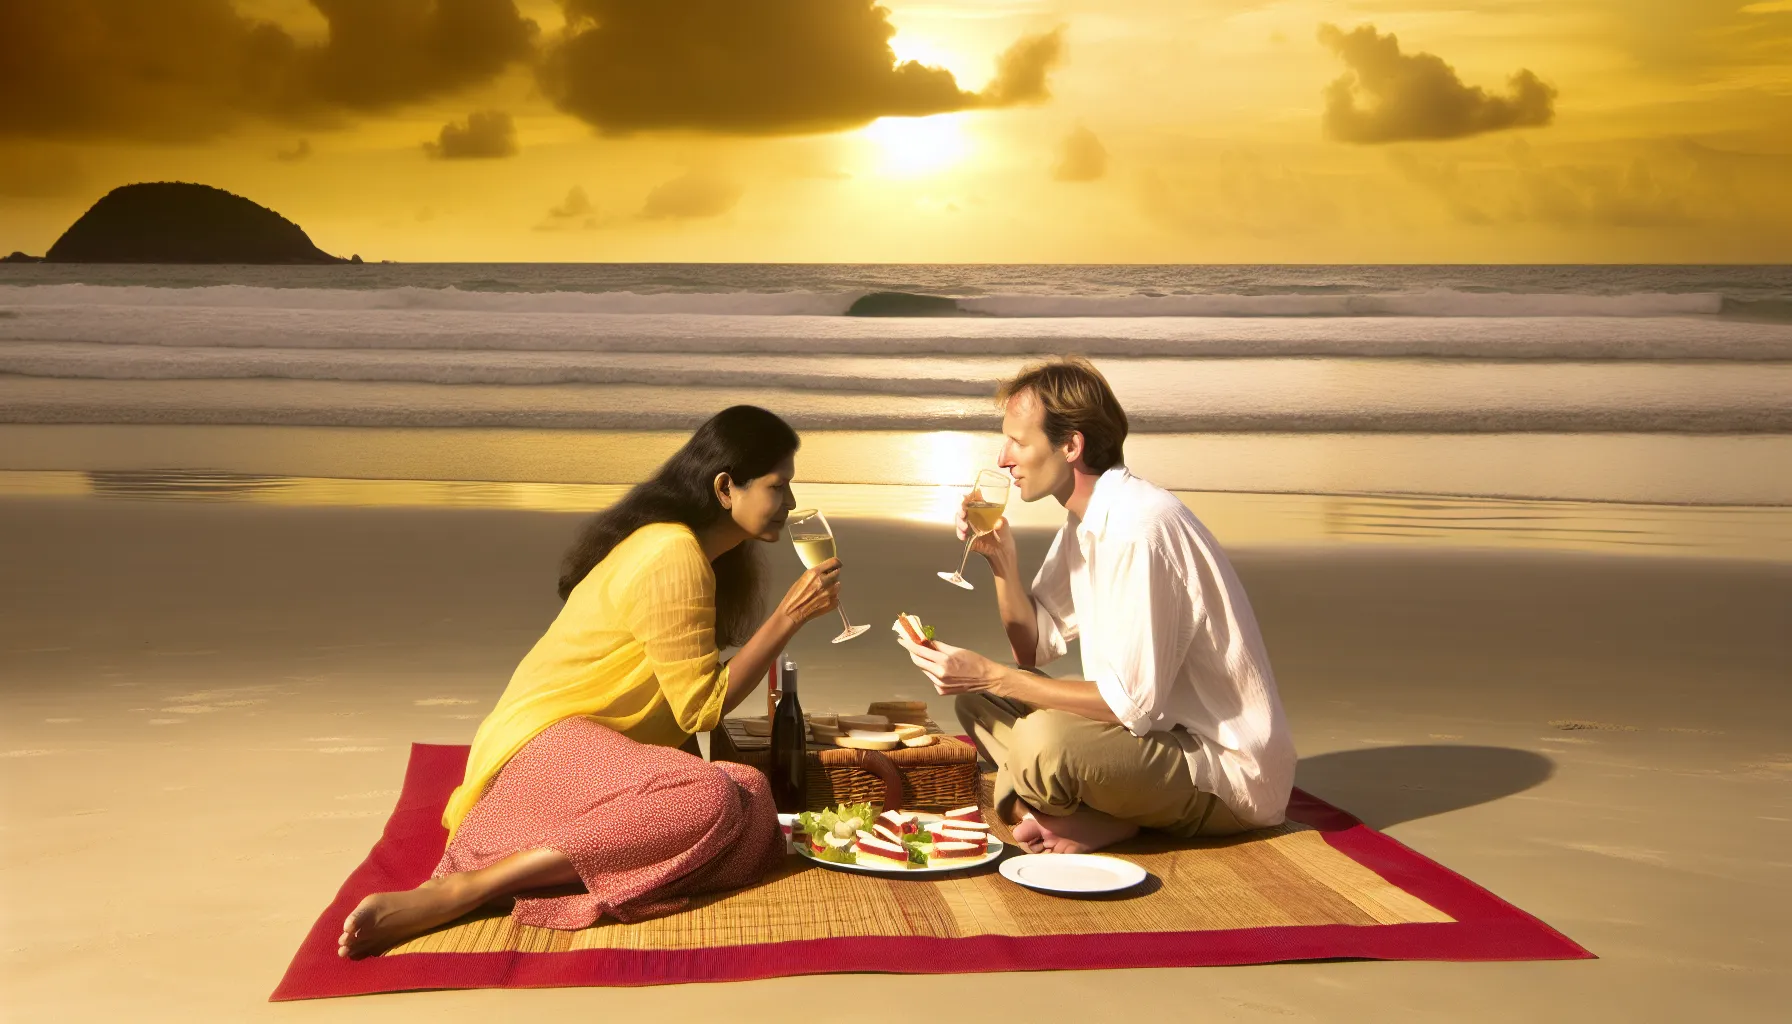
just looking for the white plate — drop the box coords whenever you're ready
[780,813,1004,876]
[998,853,1147,894]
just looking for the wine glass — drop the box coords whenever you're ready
[937,469,1011,590]
[788,509,869,643]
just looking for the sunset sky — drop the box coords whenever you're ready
[2,0,1790,263]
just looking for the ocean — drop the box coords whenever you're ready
[2,263,1790,436]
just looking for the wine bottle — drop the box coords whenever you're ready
[768,654,808,813]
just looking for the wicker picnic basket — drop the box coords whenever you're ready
[709,717,979,813]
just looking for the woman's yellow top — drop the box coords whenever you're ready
[441,522,731,838]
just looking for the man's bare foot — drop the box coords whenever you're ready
[1031,806,1138,854]
[1011,813,1046,853]
[338,876,478,959]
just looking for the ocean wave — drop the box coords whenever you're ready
[5,307,1791,359]
[3,359,1787,433]
[0,283,1741,318]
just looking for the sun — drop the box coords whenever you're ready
[861,114,970,178]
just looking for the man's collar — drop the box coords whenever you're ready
[1072,465,1130,542]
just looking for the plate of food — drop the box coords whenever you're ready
[783,803,1003,875]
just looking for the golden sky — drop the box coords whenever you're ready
[3,0,1790,262]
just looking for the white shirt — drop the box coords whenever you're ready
[1030,466,1296,827]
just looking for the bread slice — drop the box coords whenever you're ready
[892,723,927,740]
[809,723,844,740]
[806,713,839,728]
[834,734,901,751]
[900,734,936,748]
[739,717,771,737]
[838,714,890,730]
[868,700,930,726]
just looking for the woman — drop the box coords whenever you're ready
[339,406,839,958]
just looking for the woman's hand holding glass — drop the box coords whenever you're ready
[787,509,869,642]
[776,556,841,628]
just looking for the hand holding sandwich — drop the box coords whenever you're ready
[893,612,1008,696]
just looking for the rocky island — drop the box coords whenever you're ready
[42,182,354,264]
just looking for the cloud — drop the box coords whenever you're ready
[641,171,742,219]
[423,110,517,159]
[275,138,312,162]
[0,0,538,142]
[535,185,598,230]
[539,0,1063,135]
[1317,23,1555,143]
[978,27,1065,107]
[1053,126,1107,182]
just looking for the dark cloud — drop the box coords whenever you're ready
[980,28,1065,107]
[1053,126,1107,182]
[641,171,742,219]
[423,110,517,159]
[275,138,312,161]
[0,0,538,142]
[1318,23,1555,143]
[303,0,537,112]
[540,0,1063,135]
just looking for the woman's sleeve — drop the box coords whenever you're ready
[623,532,730,735]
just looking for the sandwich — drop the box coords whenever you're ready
[854,835,911,867]
[930,826,988,851]
[876,810,918,836]
[933,817,990,834]
[944,805,984,823]
[925,840,983,866]
[892,612,937,648]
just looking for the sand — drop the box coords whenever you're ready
[3,497,1790,1022]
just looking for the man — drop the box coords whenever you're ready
[896,357,1295,854]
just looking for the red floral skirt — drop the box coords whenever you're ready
[433,716,782,929]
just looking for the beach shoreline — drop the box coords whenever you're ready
[2,496,1788,1020]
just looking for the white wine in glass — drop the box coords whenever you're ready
[787,509,869,643]
[938,469,1011,590]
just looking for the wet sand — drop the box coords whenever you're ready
[2,497,1789,1021]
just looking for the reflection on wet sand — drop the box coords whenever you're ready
[3,469,1787,562]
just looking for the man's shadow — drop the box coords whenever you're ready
[1295,745,1555,830]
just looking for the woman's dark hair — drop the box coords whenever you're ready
[557,406,800,648]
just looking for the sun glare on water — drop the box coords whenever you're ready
[862,114,970,177]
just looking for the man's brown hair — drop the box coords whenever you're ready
[997,356,1129,472]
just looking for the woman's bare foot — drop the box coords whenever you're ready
[1031,807,1138,854]
[1011,813,1046,853]
[338,876,479,959]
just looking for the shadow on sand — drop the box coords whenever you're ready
[1295,744,1556,830]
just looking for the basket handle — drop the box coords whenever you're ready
[817,747,905,811]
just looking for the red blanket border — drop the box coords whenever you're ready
[271,743,1591,1001]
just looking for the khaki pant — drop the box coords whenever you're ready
[955,690,1249,839]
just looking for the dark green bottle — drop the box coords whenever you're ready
[768,655,808,813]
